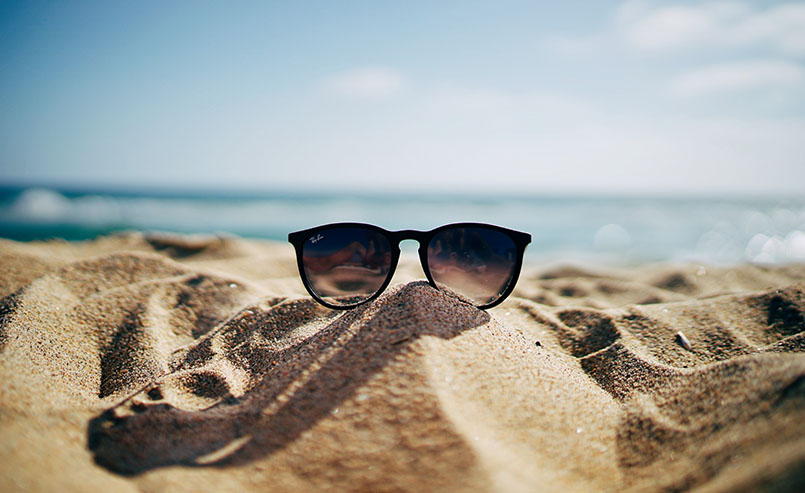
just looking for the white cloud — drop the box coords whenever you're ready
[728,3,805,55]
[617,1,805,54]
[543,2,805,100]
[670,59,805,96]
[322,67,405,98]
[617,1,745,51]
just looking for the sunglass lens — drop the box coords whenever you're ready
[427,227,518,306]
[302,227,393,307]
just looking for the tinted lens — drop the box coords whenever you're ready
[302,227,393,306]
[427,226,518,306]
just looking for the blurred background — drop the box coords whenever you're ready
[1,1,803,264]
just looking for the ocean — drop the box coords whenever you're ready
[1,184,803,265]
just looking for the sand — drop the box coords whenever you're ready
[0,232,803,492]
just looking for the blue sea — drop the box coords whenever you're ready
[1,184,803,265]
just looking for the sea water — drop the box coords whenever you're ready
[1,185,803,265]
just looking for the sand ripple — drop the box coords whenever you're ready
[0,233,803,492]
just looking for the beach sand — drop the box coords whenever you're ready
[0,232,803,492]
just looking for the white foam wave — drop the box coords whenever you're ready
[2,188,804,264]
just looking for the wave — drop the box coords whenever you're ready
[1,187,804,264]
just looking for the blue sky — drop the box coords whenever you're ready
[1,1,803,194]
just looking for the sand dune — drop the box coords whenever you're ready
[0,233,803,492]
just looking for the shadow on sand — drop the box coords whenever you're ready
[88,281,489,475]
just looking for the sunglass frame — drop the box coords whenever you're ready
[288,222,531,310]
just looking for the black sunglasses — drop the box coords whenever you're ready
[288,223,531,310]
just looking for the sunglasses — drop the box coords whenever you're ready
[288,223,531,310]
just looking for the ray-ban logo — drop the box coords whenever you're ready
[310,233,324,244]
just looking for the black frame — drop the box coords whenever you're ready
[288,222,531,310]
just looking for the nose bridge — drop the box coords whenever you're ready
[392,229,425,247]
[388,230,429,285]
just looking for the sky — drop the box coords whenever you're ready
[1,0,804,195]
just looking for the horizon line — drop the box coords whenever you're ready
[0,179,802,203]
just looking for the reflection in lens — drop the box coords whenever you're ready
[302,227,392,306]
[427,227,517,306]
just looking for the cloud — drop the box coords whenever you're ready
[730,3,805,55]
[546,2,805,56]
[322,67,405,98]
[670,59,805,97]
[617,1,745,52]
[542,2,805,100]
[617,1,805,54]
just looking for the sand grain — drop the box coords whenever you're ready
[0,233,803,492]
